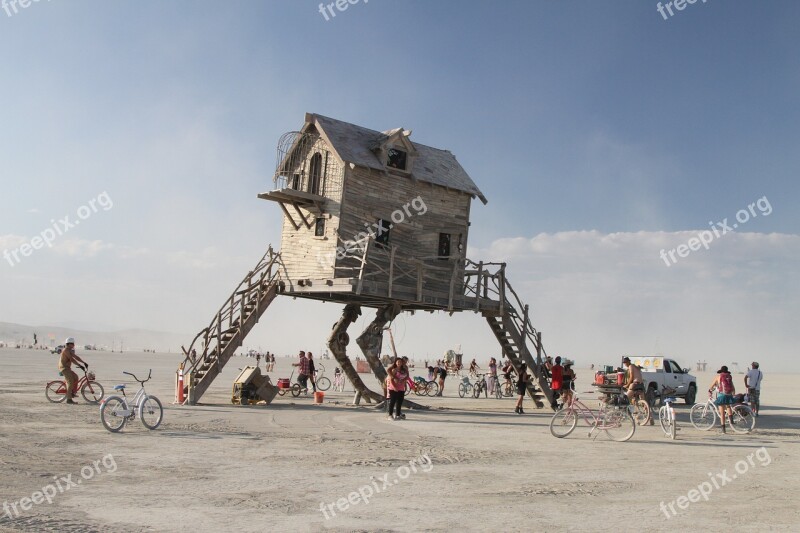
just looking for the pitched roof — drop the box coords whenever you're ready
[306,113,487,204]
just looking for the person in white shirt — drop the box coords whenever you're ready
[744,362,763,417]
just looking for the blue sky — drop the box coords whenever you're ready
[1,1,798,371]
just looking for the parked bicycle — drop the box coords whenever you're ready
[100,370,163,433]
[458,376,474,398]
[659,395,678,440]
[690,392,755,433]
[46,366,105,404]
[412,376,439,396]
[549,390,636,442]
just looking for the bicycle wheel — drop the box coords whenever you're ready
[503,382,514,397]
[669,409,677,440]
[316,377,331,392]
[458,383,466,398]
[659,406,676,439]
[603,409,636,442]
[730,405,755,434]
[632,400,650,426]
[549,407,578,438]
[81,381,105,403]
[414,383,425,396]
[100,397,127,432]
[494,383,503,399]
[690,403,716,430]
[277,388,286,396]
[472,384,481,398]
[291,384,303,397]
[46,381,67,403]
[426,381,439,396]
[139,395,163,430]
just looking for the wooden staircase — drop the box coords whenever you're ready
[465,261,555,409]
[180,247,284,405]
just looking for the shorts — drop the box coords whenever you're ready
[503,373,512,381]
[516,384,526,395]
[714,393,735,406]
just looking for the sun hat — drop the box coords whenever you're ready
[717,365,729,373]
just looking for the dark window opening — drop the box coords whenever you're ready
[315,217,325,237]
[387,148,407,170]
[438,233,451,259]
[291,173,300,190]
[308,152,322,195]
[375,219,391,248]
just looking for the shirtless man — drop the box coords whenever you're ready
[622,357,644,403]
[59,337,87,404]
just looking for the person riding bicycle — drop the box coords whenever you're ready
[622,357,644,402]
[501,360,515,389]
[744,361,762,417]
[469,358,480,377]
[58,337,87,405]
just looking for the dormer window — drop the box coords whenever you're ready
[387,148,407,171]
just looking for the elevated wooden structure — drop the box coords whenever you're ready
[178,114,555,408]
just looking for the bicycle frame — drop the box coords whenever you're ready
[113,387,148,417]
[564,396,622,433]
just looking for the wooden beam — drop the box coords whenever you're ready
[279,202,301,231]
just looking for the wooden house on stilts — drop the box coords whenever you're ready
[180,113,555,408]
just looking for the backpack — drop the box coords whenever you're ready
[719,373,734,394]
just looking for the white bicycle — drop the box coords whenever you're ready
[658,395,678,440]
[100,370,163,433]
[690,393,755,434]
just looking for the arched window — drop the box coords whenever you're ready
[308,152,322,195]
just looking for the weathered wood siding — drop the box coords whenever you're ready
[278,144,344,282]
[336,166,472,295]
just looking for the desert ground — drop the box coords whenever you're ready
[0,348,798,532]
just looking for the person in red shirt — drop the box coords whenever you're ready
[550,356,564,408]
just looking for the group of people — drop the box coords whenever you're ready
[425,362,449,396]
[386,356,414,420]
[292,350,318,392]
[255,352,276,372]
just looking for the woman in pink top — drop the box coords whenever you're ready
[386,358,412,420]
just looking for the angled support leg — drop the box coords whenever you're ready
[327,303,385,406]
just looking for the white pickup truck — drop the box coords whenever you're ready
[628,356,698,405]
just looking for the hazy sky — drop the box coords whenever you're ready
[1,1,798,371]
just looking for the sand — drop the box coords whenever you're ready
[0,347,798,532]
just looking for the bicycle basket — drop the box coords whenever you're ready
[87,371,96,381]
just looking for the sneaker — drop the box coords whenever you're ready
[398,414,406,419]
[387,415,394,421]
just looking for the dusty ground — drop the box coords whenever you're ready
[0,348,798,532]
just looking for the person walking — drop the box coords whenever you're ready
[514,363,530,414]
[487,357,498,396]
[307,352,318,393]
[436,363,447,396]
[386,358,412,420]
[710,366,736,433]
[744,362,763,417]
[550,356,564,409]
[255,352,261,369]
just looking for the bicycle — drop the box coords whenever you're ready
[658,395,678,440]
[486,374,503,399]
[622,384,651,427]
[472,374,489,398]
[549,390,636,442]
[99,370,163,433]
[313,366,331,392]
[413,376,439,396]
[46,366,105,404]
[690,393,755,434]
[458,376,474,398]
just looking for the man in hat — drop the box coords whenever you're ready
[744,362,763,417]
[58,337,87,404]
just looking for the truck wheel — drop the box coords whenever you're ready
[685,385,696,405]
[645,386,657,408]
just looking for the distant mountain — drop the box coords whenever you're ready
[0,322,188,352]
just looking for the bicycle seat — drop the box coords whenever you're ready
[665,397,677,403]
[114,384,126,391]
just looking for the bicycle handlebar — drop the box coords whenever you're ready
[122,369,153,384]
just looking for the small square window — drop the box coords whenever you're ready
[375,219,391,248]
[315,217,325,237]
[387,148,407,170]
[438,233,451,259]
